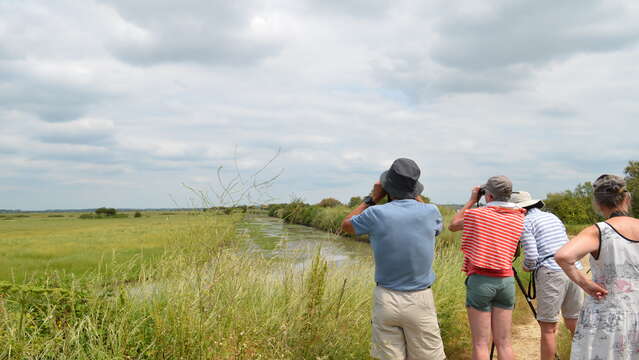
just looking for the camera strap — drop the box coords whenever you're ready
[528,254,555,300]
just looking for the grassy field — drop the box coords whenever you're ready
[0,211,199,282]
[1,211,382,359]
[0,207,574,359]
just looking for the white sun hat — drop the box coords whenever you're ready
[510,191,544,208]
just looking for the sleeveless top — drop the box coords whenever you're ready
[571,221,639,360]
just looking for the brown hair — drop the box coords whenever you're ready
[592,174,629,209]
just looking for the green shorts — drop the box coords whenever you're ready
[465,274,515,312]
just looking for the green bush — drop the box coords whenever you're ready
[318,198,342,208]
[0,281,89,337]
[0,214,30,220]
[544,182,602,224]
[625,160,639,217]
[348,196,363,207]
[266,204,287,217]
[543,160,639,222]
[95,207,117,216]
[134,211,142,218]
[280,200,309,224]
[310,207,350,234]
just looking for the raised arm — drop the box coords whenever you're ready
[448,186,480,232]
[341,203,368,235]
[341,181,385,235]
[555,225,607,299]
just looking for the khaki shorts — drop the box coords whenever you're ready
[371,286,445,360]
[535,267,584,323]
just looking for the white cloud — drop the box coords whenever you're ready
[1,0,638,210]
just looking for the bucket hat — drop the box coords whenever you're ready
[510,191,544,208]
[380,158,424,200]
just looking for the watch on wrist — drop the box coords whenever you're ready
[363,195,376,206]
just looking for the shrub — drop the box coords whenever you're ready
[134,211,142,218]
[544,182,601,224]
[266,204,287,217]
[95,207,117,216]
[625,160,639,217]
[318,198,342,208]
[348,196,363,207]
[310,207,350,234]
[280,199,308,224]
[0,281,89,337]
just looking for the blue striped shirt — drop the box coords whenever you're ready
[520,208,582,271]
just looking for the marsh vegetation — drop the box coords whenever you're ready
[0,203,579,359]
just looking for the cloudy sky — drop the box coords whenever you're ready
[2,0,639,210]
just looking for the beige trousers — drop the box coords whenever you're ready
[371,286,446,360]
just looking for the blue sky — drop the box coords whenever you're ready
[1,0,639,210]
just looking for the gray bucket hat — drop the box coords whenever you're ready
[380,158,424,200]
[510,191,544,208]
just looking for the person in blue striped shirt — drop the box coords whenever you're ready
[510,191,584,360]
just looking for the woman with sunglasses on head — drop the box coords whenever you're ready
[555,174,639,359]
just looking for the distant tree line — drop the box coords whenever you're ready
[268,159,639,227]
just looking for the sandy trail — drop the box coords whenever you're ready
[512,319,540,359]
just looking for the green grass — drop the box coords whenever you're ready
[268,203,555,358]
[0,211,199,282]
[0,213,380,359]
[270,203,473,357]
[2,204,571,359]
[557,324,573,358]
[565,223,589,236]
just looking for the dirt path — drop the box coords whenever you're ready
[512,319,539,359]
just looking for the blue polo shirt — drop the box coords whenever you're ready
[351,200,442,291]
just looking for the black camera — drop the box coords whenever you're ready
[477,185,486,202]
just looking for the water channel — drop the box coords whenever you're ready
[237,213,372,268]
[129,213,372,299]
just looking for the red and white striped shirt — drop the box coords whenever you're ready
[461,205,526,277]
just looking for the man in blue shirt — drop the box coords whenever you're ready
[341,158,445,360]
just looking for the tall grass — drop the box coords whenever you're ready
[269,202,472,358]
[557,325,573,358]
[270,201,351,236]
[2,203,550,359]
[0,213,379,359]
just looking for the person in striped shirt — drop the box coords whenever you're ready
[449,176,525,360]
[510,191,584,360]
